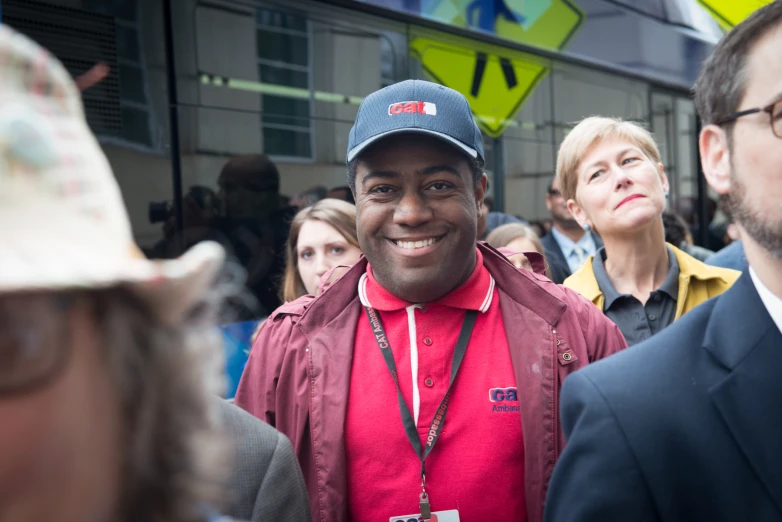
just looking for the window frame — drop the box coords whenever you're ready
[256,8,316,163]
[90,0,163,154]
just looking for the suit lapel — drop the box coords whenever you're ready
[542,233,571,280]
[706,272,782,514]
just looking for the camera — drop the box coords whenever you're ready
[148,185,219,224]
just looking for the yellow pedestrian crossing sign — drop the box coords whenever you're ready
[410,0,583,138]
[698,0,774,29]
[425,0,584,52]
[411,35,548,138]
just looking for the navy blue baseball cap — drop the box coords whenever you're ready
[346,80,484,165]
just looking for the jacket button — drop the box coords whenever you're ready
[423,337,432,346]
[562,352,572,361]
[425,378,434,387]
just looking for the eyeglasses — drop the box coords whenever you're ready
[548,189,562,197]
[716,99,782,139]
[0,293,73,395]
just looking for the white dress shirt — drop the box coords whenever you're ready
[750,267,782,334]
[550,226,597,275]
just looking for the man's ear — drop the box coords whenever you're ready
[567,199,589,229]
[699,124,732,195]
[476,173,488,212]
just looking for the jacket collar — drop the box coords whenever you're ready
[297,242,568,339]
[704,271,782,514]
[566,242,735,305]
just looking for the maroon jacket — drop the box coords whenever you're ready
[235,243,627,522]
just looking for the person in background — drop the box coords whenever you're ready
[545,3,782,520]
[327,185,356,205]
[528,220,548,239]
[290,185,328,209]
[541,176,603,284]
[662,209,715,263]
[279,198,361,302]
[0,25,310,522]
[148,154,295,319]
[235,79,626,522]
[558,117,740,346]
[477,180,525,240]
[486,222,548,275]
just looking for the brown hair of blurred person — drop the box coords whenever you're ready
[486,222,548,274]
[280,198,360,302]
[487,222,545,254]
[99,288,228,522]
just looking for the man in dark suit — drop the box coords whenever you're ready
[541,176,602,284]
[219,400,312,522]
[544,3,782,520]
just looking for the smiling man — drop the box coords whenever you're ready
[235,80,627,522]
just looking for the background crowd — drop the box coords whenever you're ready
[2,1,781,522]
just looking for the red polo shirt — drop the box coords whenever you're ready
[345,249,526,522]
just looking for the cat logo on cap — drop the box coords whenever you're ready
[387,101,437,116]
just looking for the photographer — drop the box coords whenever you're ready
[148,156,296,320]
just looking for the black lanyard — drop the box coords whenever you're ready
[363,306,478,479]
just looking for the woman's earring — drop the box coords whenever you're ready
[664,191,670,199]
[583,223,591,232]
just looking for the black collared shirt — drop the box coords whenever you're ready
[592,246,680,346]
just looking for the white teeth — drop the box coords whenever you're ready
[395,237,437,249]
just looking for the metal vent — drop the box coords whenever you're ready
[3,0,122,134]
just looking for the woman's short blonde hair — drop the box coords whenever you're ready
[556,117,663,202]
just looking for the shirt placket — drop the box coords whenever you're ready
[414,305,447,437]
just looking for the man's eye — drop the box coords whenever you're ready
[369,186,394,194]
[429,182,452,191]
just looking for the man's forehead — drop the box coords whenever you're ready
[743,25,782,106]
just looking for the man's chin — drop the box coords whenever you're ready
[388,275,453,303]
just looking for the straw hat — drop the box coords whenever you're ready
[0,25,224,323]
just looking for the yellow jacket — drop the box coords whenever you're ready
[564,243,741,320]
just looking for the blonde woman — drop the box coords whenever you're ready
[486,222,548,276]
[556,117,740,346]
[279,198,362,302]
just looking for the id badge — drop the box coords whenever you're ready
[389,509,461,522]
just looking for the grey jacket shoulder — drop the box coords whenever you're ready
[218,400,312,522]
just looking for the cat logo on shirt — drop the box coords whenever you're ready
[489,387,519,412]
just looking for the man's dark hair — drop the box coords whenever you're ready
[347,154,485,192]
[662,209,690,248]
[694,1,782,128]
[219,154,280,192]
